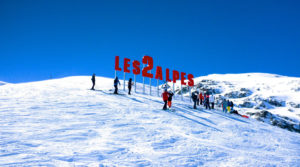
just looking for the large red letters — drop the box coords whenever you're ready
[181,72,186,85]
[115,56,122,71]
[132,60,140,75]
[114,55,194,86]
[142,56,153,78]
[166,68,172,82]
[188,74,194,86]
[155,66,163,80]
[172,70,179,83]
[124,58,130,73]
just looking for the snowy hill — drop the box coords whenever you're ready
[175,73,300,133]
[0,81,7,86]
[0,76,300,166]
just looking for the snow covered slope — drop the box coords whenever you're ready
[0,81,7,86]
[0,76,300,166]
[176,73,300,133]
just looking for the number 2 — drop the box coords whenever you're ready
[142,55,153,78]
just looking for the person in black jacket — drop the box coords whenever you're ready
[204,94,211,110]
[167,91,174,108]
[128,78,133,95]
[230,101,234,111]
[114,77,121,94]
[191,91,199,109]
[91,73,96,90]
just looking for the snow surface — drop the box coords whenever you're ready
[0,81,7,86]
[0,76,300,166]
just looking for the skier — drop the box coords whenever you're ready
[191,91,198,109]
[91,73,96,90]
[204,94,211,110]
[161,89,169,110]
[209,94,215,109]
[197,90,200,106]
[114,77,121,94]
[199,92,204,105]
[128,78,133,95]
[230,101,234,111]
[203,94,206,108]
[230,110,249,118]
[168,91,174,109]
[222,99,227,112]
[227,100,231,113]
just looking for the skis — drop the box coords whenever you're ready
[188,106,200,110]
[90,89,126,96]
[162,108,175,112]
[109,92,126,96]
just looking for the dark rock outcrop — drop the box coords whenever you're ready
[288,102,300,108]
[247,110,300,133]
[224,88,252,98]
[263,96,285,107]
[194,80,223,94]
[254,101,274,110]
[238,101,254,108]
[292,87,300,92]
[176,86,189,95]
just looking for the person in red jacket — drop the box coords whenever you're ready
[199,92,204,105]
[161,89,169,110]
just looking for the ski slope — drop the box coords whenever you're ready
[0,76,300,166]
[0,81,7,86]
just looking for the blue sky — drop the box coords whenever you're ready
[0,0,300,83]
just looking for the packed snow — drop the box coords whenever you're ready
[0,76,300,166]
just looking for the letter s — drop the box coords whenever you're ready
[188,74,194,86]
[132,60,140,75]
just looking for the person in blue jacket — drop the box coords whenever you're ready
[222,99,227,113]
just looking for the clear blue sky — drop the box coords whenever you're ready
[0,0,299,83]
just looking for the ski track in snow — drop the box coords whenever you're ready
[0,76,300,166]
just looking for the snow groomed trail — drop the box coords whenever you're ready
[0,76,300,166]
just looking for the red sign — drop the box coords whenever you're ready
[115,56,194,86]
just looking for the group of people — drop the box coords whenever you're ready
[221,99,234,113]
[192,91,215,110]
[191,90,235,113]
[92,74,239,115]
[160,89,245,118]
[161,89,174,110]
[113,77,134,95]
[91,74,133,95]
[110,76,175,111]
